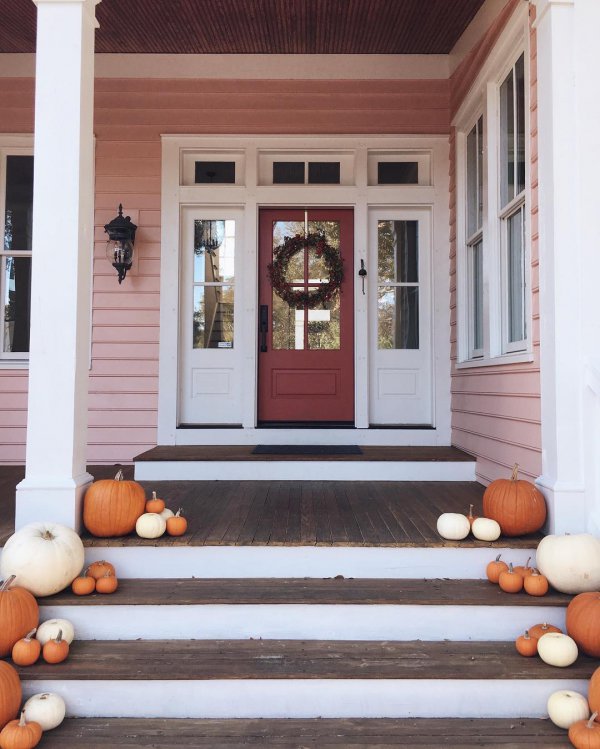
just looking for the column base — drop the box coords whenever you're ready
[536,475,587,534]
[15,472,94,532]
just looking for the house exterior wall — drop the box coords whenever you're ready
[0,76,450,464]
[448,1,542,485]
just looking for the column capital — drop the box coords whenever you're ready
[532,0,575,28]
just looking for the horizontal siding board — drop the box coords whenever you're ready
[88,374,159,390]
[89,410,158,428]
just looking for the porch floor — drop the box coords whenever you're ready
[0,466,541,548]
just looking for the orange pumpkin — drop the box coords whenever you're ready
[71,576,95,596]
[86,561,116,580]
[482,464,547,537]
[589,668,600,717]
[567,593,600,658]
[0,576,39,658]
[95,574,118,595]
[515,630,538,657]
[166,509,188,537]
[83,469,146,537]
[524,569,549,597]
[145,491,165,514]
[0,712,42,749]
[486,554,508,584]
[11,630,40,667]
[569,713,600,749]
[529,622,562,640]
[498,563,524,593]
[42,630,69,665]
[0,661,21,731]
[513,557,534,578]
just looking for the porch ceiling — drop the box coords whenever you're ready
[1,0,486,55]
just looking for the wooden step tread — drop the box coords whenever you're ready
[37,717,572,748]
[39,578,571,607]
[13,640,598,681]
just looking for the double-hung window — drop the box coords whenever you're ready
[1,149,33,360]
[466,116,484,358]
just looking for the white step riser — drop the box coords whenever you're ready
[39,603,566,641]
[84,546,536,579]
[21,679,587,719]
[134,460,476,482]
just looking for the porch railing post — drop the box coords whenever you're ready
[15,0,100,530]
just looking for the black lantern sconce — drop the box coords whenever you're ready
[104,204,137,284]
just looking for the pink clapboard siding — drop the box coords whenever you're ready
[448,2,542,484]
[0,76,449,464]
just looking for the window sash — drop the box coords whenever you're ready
[467,236,484,358]
[502,202,527,352]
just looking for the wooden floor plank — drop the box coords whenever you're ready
[40,718,571,748]
[299,483,317,545]
[332,483,365,544]
[38,578,572,607]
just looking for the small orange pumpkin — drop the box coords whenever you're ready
[0,661,21,731]
[486,554,509,584]
[589,667,600,717]
[567,593,600,658]
[498,563,524,593]
[42,630,69,665]
[524,569,549,597]
[166,509,188,537]
[0,711,42,749]
[11,630,40,667]
[95,574,118,595]
[482,464,547,537]
[513,557,534,578]
[0,576,39,659]
[71,575,95,596]
[146,491,165,514]
[569,713,600,749]
[515,630,538,657]
[83,469,146,538]
[529,622,562,640]
[86,561,116,580]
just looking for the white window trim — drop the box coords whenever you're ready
[454,3,534,368]
[0,135,34,369]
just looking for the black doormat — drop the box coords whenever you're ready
[252,445,363,456]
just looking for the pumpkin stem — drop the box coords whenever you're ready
[56,629,63,643]
[511,463,520,481]
[0,574,16,592]
[115,468,124,481]
[24,628,37,641]
[152,491,157,500]
[495,554,502,562]
[175,508,183,517]
[524,630,531,639]
[525,556,531,569]
[508,563,514,573]
[18,711,27,727]
[588,713,598,728]
[42,530,55,540]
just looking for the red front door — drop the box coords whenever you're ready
[258,208,354,424]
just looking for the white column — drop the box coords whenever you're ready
[15,0,100,530]
[534,0,600,533]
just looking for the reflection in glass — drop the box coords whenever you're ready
[4,156,34,253]
[378,286,419,350]
[471,240,483,352]
[500,66,515,208]
[515,54,526,196]
[378,221,418,283]
[273,221,304,282]
[194,220,235,283]
[273,287,304,350]
[3,256,31,353]
[193,285,234,349]
[307,221,340,281]
[508,208,525,343]
[308,297,340,350]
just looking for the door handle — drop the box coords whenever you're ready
[259,304,269,352]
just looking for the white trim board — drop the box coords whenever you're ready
[22,678,588,719]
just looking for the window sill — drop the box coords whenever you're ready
[0,359,29,370]
[455,351,534,369]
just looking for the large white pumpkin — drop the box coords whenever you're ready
[436,513,470,540]
[472,517,501,542]
[537,632,579,667]
[36,618,75,646]
[536,533,600,594]
[136,512,166,539]
[547,690,590,729]
[23,692,66,731]
[0,522,84,596]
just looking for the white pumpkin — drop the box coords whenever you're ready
[547,690,590,729]
[436,513,470,540]
[160,508,175,521]
[537,632,579,667]
[136,512,166,539]
[472,517,501,542]
[536,533,600,594]
[23,692,66,731]
[36,618,75,645]
[0,522,84,596]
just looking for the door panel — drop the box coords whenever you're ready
[258,208,354,423]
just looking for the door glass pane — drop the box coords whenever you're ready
[308,296,340,350]
[273,221,304,282]
[378,221,418,283]
[3,256,31,353]
[471,240,483,352]
[515,54,526,196]
[193,285,234,349]
[272,287,305,350]
[508,208,525,343]
[194,220,234,283]
[307,220,340,282]
[378,286,419,350]
[4,156,34,253]
[500,67,515,208]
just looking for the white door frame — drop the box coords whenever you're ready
[158,135,451,446]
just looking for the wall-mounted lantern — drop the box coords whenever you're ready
[104,204,137,284]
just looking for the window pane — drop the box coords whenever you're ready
[193,285,234,349]
[4,156,34,253]
[378,220,418,283]
[378,286,419,350]
[477,116,484,229]
[194,220,235,283]
[467,124,478,237]
[272,288,304,350]
[507,209,525,343]
[3,256,31,353]
[515,54,526,196]
[308,296,340,350]
[471,241,483,352]
[500,68,515,208]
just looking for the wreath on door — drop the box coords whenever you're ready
[268,233,344,308]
